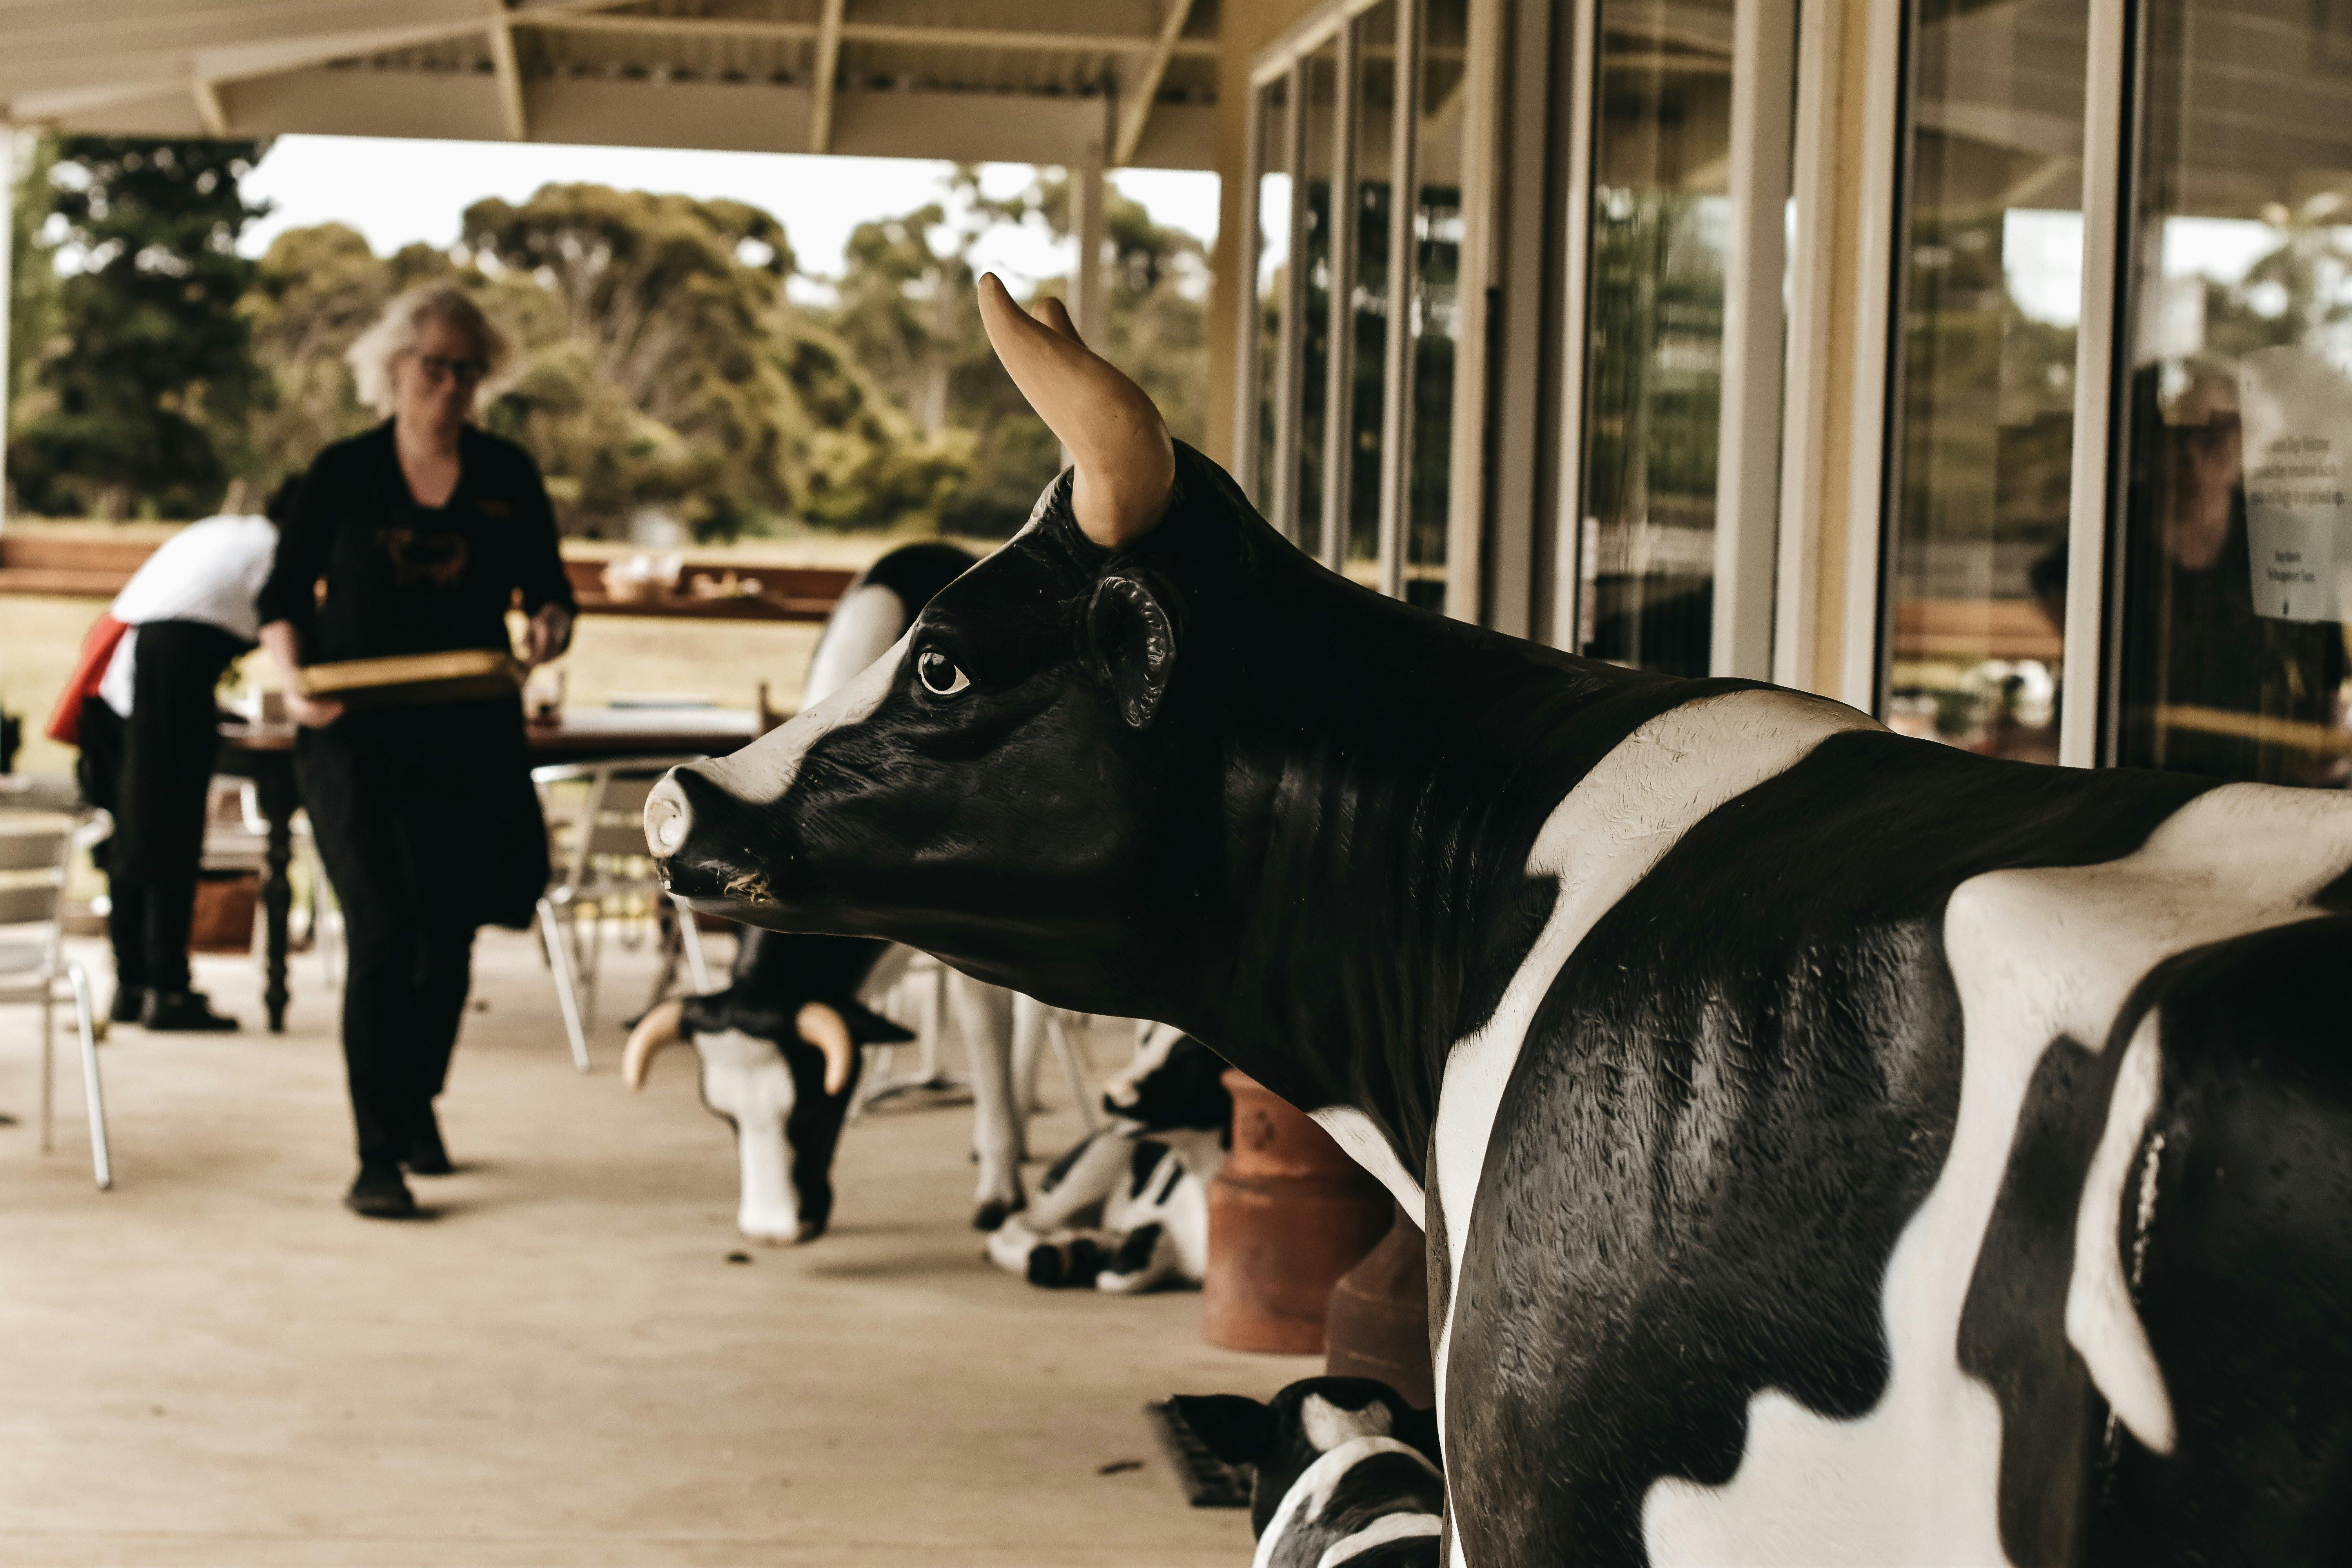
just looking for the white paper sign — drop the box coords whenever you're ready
[2236,345,2352,623]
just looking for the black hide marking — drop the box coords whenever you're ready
[1444,733,2214,1566]
[2094,915,2352,1567]
[1955,1031,2132,1568]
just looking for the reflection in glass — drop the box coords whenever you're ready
[1254,77,1292,511]
[2115,0,2352,788]
[1297,44,1341,561]
[1343,1,1401,587]
[1881,0,2085,762]
[1574,0,1734,676]
[1407,0,1470,611]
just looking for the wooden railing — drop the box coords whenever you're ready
[0,535,854,622]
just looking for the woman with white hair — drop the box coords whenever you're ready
[258,284,575,1220]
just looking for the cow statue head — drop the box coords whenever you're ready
[622,929,912,1243]
[647,277,1623,1158]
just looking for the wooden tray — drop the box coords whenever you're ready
[297,650,523,709]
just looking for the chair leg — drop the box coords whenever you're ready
[676,895,713,993]
[40,985,55,1156]
[539,898,592,1073]
[65,963,111,1190]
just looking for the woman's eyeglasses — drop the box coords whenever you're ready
[411,353,489,385]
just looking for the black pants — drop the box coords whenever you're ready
[76,620,248,997]
[299,700,543,1168]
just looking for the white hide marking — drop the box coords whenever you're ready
[1303,1393,1394,1452]
[1254,1439,1443,1568]
[1641,782,2352,1567]
[693,1029,801,1243]
[1318,1514,1443,1568]
[686,630,909,808]
[803,584,907,708]
[2066,1018,2174,1453]
[1431,690,1877,1423]
[1312,1107,1426,1228]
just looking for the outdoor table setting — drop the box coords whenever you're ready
[215,700,761,1033]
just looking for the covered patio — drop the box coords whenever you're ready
[0,926,1303,1565]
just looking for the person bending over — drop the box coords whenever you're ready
[50,481,300,1030]
[258,285,574,1220]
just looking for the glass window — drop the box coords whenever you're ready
[1574,0,1736,676]
[1253,77,1292,511]
[1880,0,2086,762]
[1407,0,1471,611]
[2114,0,2352,787]
[1297,43,1342,561]
[1342,1,1402,588]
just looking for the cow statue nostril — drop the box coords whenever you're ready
[644,775,693,858]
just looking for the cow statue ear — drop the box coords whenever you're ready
[1088,573,1178,730]
[1168,1394,1273,1469]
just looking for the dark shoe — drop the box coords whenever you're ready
[343,1165,420,1219]
[109,985,145,1025]
[140,990,239,1032]
[402,1113,455,1177]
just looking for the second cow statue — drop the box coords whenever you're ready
[644,280,2352,1566]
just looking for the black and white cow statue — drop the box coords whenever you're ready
[647,280,2352,1564]
[1173,1377,1444,1568]
[984,1022,1230,1291]
[624,542,1048,1240]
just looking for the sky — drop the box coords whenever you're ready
[238,135,1221,301]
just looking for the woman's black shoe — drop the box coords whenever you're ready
[141,990,239,1031]
[344,1165,420,1219]
[109,985,145,1025]
[402,1114,455,1177]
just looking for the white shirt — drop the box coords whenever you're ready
[98,514,279,717]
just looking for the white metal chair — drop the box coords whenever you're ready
[533,758,712,1073]
[0,802,113,1189]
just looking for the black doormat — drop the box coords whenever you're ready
[1144,1399,1251,1508]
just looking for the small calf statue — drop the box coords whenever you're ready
[986,1023,1230,1291]
[650,280,2352,1564]
[1173,1377,1444,1568]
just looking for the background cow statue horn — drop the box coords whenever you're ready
[974,271,1171,549]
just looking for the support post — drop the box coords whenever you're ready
[0,127,12,528]
[1709,0,1797,679]
[1069,96,1112,347]
[1321,20,1359,574]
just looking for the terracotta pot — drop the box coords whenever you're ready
[1325,1202,1434,1408]
[1205,1070,1394,1354]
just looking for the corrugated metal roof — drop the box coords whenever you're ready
[3,0,1219,168]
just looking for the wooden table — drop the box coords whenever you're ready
[216,706,761,1032]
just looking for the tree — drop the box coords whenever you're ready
[461,182,965,538]
[824,167,1210,537]
[7,137,269,518]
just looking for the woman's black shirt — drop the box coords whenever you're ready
[258,421,574,661]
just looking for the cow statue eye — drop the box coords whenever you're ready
[917,649,971,697]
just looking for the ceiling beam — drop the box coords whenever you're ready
[1113,0,1197,166]
[807,0,845,154]
[486,0,528,140]
[190,75,229,136]
[532,12,1216,57]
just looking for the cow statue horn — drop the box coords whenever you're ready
[795,1001,857,1098]
[976,272,1173,549]
[622,998,686,1091]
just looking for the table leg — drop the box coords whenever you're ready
[256,762,295,1034]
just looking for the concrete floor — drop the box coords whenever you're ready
[0,928,1311,1566]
